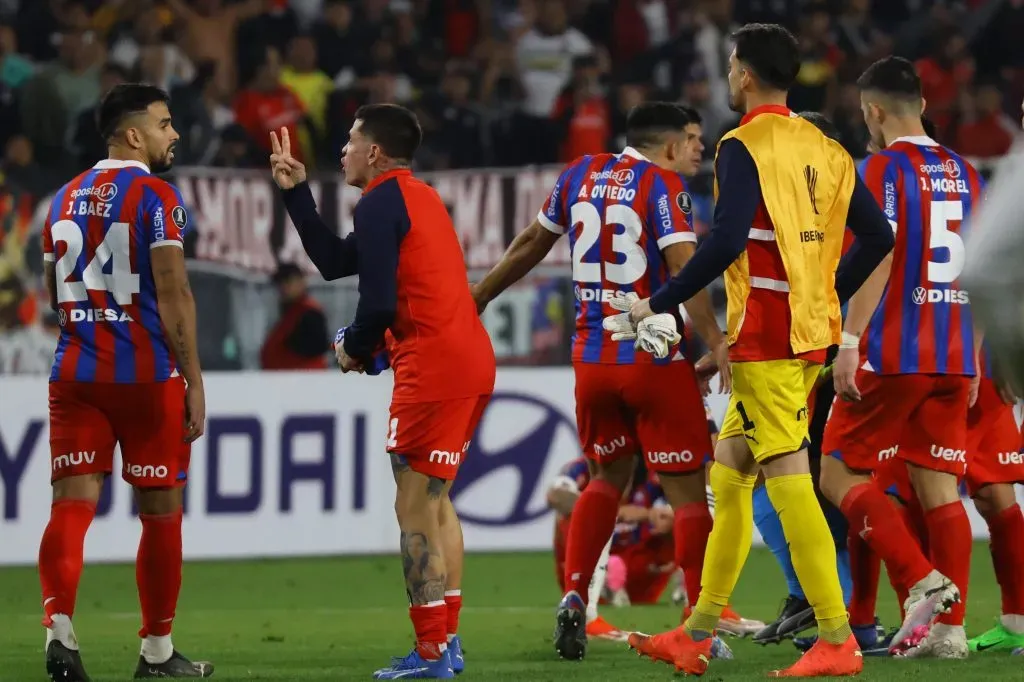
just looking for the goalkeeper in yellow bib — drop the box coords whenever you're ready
[615,24,895,677]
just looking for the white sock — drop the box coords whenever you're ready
[141,635,174,664]
[1001,614,1024,634]
[45,613,79,651]
[586,537,613,623]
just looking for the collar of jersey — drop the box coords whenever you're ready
[890,135,939,147]
[740,104,793,126]
[93,159,150,173]
[621,146,649,161]
[363,168,412,194]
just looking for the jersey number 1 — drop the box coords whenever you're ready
[570,201,649,285]
[52,219,141,305]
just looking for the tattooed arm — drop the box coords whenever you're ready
[152,244,205,441]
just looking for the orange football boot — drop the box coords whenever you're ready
[628,627,714,675]
[586,615,628,642]
[768,634,863,677]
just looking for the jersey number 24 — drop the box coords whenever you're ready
[52,219,140,305]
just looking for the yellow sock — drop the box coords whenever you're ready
[685,462,757,637]
[764,474,851,645]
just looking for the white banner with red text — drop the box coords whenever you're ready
[0,369,1020,566]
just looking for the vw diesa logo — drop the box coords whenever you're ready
[450,392,580,526]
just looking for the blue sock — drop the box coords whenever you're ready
[753,485,803,600]
[823,502,853,607]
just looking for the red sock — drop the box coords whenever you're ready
[988,504,1024,615]
[39,499,96,623]
[563,478,621,602]
[673,502,712,606]
[847,525,881,626]
[903,496,930,556]
[410,602,447,659]
[925,501,972,626]
[444,590,462,637]
[840,483,933,591]
[136,511,183,638]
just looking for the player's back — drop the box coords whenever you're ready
[361,170,494,398]
[540,151,693,364]
[859,138,985,375]
[43,160,188,383]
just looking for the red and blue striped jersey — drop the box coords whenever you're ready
[858,137,985,376]
[42,160,190,383]
[537,147,695,364]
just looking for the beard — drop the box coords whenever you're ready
[727,89,744,114]
[151,148,175,173]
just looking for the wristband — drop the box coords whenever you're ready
[840,331,860,349]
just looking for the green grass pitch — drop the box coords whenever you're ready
[1,546,1020,680]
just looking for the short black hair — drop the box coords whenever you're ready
[856,56,921,100]
[732,23,800,92]
[354,103,422,162]
[798,111,841,142]
[625,102,697,149]
[96,83,170,142]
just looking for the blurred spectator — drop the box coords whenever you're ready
[693,0,738,118]
[312,0,362,83]
[234,45,313,164]
[0,22,35,89]
[260,262,329,370]
[610,80,648,149]
[169,61,236,165]
[427,66,487,169]
[70,62,129,170]
[13,0,63,63]
[211,123,265,168]
[834,0,890,71]
[915,27,974,140]
[166,0,267,94]
[514,0,593,164]
[788,2,841,115]
[952,82,1018,159]
[109,5,194,92]
[832,80,869,157]
[281,34,333,137]
[681,61,731,155]
[1,135,49,196]
[552,55,610,162]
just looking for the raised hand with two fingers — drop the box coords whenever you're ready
[269,127,306,190]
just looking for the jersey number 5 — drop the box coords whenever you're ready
[52,219,140,305]
[927,200,965,284]
[570,201,648,285]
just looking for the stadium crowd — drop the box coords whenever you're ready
[0,0,1019,197]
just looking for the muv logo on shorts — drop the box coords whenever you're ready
[930,445,966,463]
[877,445,899,462]
[53,451,95,471]
[647,451,694,465]
[430,441,471,466]
[594,436,627,457]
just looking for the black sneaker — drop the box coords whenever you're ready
[133,650,214,678]
[553,592,587,660]
[46,641,91,682]
[752,595,815,645]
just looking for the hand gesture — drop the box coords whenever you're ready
[335,343,364,374]
[833,346,861,402]
[183,381,206,443]
[269,127,306,190]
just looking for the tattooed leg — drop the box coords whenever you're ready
[392,455,448,606]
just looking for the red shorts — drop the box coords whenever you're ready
[618,542,675,604]
[48,378,191,488]
[385,394,491,480]
[574,362,712,474]
[822,371,971,476]
[964,378,1023,495]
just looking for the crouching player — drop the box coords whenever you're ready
[271,105,496,680]
[39,83,211,681]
